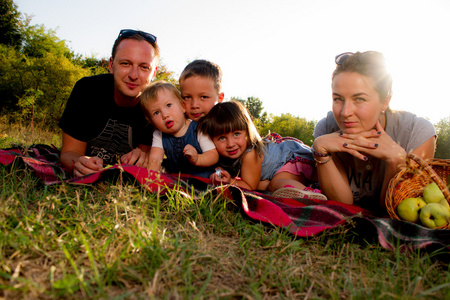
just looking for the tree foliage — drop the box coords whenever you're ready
[0,2,176,130]
[435,116,450,159]
[81,56,109,75]
[0,39,91,129]
[155,60,178,86]
[258,113,316,145]
[0,0,22,47]
[229,96,315,145]
[2,0,450,155]
[230,96,264,120]
[20,22,70,58]
[0,6,92,129]
[244,96,264,120]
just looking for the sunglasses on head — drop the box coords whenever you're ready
[118,29,157,43]
[335,51,384,65]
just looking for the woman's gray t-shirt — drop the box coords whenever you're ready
[313,110,436,209]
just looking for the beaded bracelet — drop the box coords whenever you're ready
[314,156,332,164]
[310,144,331,157]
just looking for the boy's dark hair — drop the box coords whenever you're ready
[179,59,222,93]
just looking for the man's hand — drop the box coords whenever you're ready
[121,148,148,167]
[73,156,104,177]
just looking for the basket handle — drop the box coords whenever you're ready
[407,153,450,201]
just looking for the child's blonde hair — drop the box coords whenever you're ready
[197,100,265,156]
[140,81,183,123]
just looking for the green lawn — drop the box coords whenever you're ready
[1,122,450,299]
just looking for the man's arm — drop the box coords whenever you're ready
[60,132,103,176]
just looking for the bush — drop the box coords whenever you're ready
[435,116,450,159]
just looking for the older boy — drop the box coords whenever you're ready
[179,60,224,121]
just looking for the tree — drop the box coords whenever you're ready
[20,22,71,58]
[256,111,268,128]
[155,60,178,86]
[3,48,90,128]
[0,3,195,131]
[259,113,316,145]
[82,55,109,75]
[226,97,315,144]
[0,44,24,109]
[17,88,43,138]
[230,96,264,120]
[435,116,450,159]
[244,96,264,120]
[0,26,90,129]
[0,0,23,47]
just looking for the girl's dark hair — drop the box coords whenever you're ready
[197,101,265,155]
[332,51,392,101]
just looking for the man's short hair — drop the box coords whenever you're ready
[111,30,160,61]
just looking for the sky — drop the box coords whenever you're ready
[14,0,450,125]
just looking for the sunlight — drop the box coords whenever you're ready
[381,50,446,122]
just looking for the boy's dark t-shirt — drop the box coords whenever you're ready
[58,74,153,165]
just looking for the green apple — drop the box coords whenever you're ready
[439,198,450,210]
[419,203,450,229]
[423,182,445,203]
[397,197,427,223]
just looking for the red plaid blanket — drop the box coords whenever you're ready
[2,144,450,252]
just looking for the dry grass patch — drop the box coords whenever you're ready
[0,117,61,149]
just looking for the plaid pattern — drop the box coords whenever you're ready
[2,144,450,251]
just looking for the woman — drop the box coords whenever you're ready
[312,51,436,214]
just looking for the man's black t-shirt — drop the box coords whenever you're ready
[58,74,153,165]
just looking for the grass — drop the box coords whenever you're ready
[0,116,62,149]
[1,122,450,299]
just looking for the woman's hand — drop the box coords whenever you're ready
[313,120,406,205]
[340,121,406,164]
[313,130,365,159]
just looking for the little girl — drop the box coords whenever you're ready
[140,81,218,178]
[197,100,327,200]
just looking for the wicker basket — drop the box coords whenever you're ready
[386,153,450,228]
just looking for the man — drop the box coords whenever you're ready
[59,29,159,177]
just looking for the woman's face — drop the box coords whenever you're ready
[332,72,390,134]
